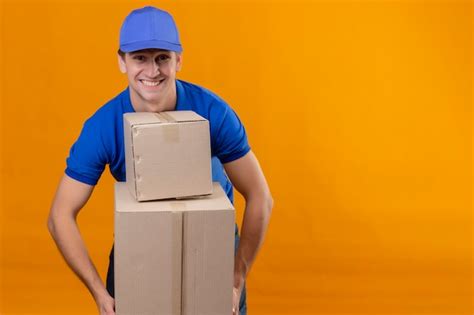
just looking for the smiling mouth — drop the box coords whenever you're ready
[140,79,165,87]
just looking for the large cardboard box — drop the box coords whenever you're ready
[124,111,213,201]
[114,182,235,315]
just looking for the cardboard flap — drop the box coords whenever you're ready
[124,111,206,127]
[160,111,206,123]
[124,112,165,126]
[115,182,233,213]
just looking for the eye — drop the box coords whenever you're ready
[157,54,170,63]
[133,55,146,62]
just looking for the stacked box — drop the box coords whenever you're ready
[124,111,213,201]
[115,182,235,315]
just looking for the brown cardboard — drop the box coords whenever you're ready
[124,111,213,201]
[115,182,235,315]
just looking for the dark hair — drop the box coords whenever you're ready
[117,49,181,58]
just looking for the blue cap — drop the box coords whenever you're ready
[119,6,183,53]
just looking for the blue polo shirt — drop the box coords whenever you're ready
[65,79,250,203]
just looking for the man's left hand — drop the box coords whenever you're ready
[232,286,241,315]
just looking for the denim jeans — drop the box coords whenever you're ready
[106,224,247,314]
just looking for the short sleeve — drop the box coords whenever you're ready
[210,101,251,164]
[65,118,108,185]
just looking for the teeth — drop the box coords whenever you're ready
[141,80,161,86]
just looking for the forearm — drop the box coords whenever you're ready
[234,195,272,289]
[48,215,107,300]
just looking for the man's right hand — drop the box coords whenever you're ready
[96,291,115,315]
[48,175,111,313]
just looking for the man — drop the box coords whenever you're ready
[47,6,272,315]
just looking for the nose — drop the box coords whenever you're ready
[144,60,160,77]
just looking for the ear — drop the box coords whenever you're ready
[175,52,183,72]
[118,54,127,74]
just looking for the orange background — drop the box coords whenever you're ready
[0,0,472,314]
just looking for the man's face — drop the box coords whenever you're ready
[118,49,182,112]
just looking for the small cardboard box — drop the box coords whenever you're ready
[124,111,213,201]
[114,182,235,315]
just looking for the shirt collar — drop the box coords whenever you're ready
[175,80,190,110]
[122,87,135,113]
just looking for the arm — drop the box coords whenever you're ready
[224,150,273,312]
[47,174,115,315]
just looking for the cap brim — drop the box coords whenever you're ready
[120,40,182,53]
